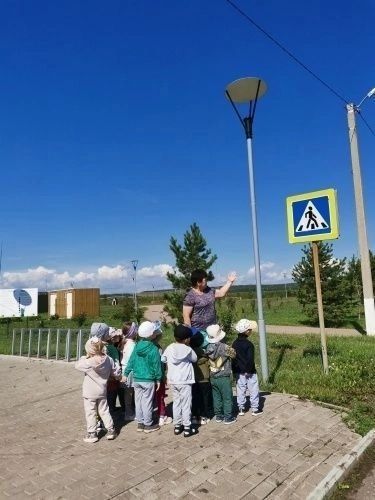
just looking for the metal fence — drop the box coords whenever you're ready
[11,328,91,361]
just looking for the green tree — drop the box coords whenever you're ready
[292,242,351,326]
[164,223,218,322]
[345,251,375,320]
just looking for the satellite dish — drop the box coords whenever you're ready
[13,289,32,306]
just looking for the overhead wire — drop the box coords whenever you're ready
[223,0,349,105]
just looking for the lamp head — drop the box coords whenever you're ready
[367,87,375,99]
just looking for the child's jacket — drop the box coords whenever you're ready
[231,335,256,375]
[161,343,197,385]
[75,355,120,399]
[124,339,162,383]
[206,342,236,378]
[192,346,210,382]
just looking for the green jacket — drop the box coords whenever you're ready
[124,339,162,383]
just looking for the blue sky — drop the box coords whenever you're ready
[1,0,374,293]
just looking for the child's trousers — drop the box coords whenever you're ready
[171,384,192,427]
[83,398,114,433]
[236,373,259,410]
[192,381,214,419]
[211,376,233,419]
[134,381,155,426]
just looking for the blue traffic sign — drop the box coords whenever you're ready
[286,189,339,243]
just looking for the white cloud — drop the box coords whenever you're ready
[0,261,293,294]
[0,263,174,293]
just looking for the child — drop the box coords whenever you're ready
[206,324,237,425]
[75,335,121,443]
[106,328,124,413]
[123,321,162,433]
[161,324,197,437]
[232,319,263,416]
[121,322,138,421]
[190,331,213,425]
[153,323,173,426]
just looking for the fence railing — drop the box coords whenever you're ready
[11,328,91,361]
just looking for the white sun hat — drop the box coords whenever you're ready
[234,319,258,334]
[206,324,226,343]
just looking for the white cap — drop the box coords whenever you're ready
[138,321,162,339]
[206,324,226,343]
[234,319,257,334]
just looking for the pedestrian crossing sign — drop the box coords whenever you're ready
[286,188,339,243]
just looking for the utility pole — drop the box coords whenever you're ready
[347,103,375,335]
[131,260,138,316]
[283,273,288,299]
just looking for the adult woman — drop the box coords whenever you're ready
[183,269,237,330]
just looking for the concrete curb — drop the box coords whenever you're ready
[307,428,375,500]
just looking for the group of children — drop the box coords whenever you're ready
[75,317,262,442]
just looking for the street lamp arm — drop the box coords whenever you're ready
[357,87,375,108]
[225,90,246,132]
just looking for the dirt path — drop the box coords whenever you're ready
[144,304,362,336]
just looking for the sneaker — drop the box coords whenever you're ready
[143,424,160,433]
[251,409,263,416]
[137,423,145,432]
[184,426,197,438]
[96,419,104,431]
[238,408,245,416]
[215,415,224,423]
[159,416,173,426]
[106,429,117,440]
[83,432,98,443]
[223,416,237,425]
[199,417,209,425]
[174,425,184,435]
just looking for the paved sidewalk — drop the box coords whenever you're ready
[0,355,362,499]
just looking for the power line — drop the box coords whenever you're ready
[224,0,349,105]
[358,111,375,138]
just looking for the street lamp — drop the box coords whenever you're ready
[225,77,269,381]
[131,259,138,316]
[346,87,375,336]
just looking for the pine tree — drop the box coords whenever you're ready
[345,251,375,319]
[164,223,217,322]
[292,242,351,326]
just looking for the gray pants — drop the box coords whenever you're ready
[171,384,192,427]
[83,397,114,433]
[134,381,155,426]
[236,373,259,410]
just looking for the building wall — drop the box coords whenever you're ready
[48,289,100,319]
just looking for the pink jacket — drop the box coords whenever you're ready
[75,354,120,399]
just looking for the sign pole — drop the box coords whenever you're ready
[311,242,329,374]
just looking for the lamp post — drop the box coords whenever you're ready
[283,272,288,299]
[131,259,138,316]
[346,87,375,336]
[225,77,269,381]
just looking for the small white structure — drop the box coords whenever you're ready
[0,288,38,317]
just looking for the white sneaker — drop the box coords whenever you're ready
[159,416,173,426]
[199,417,209,425]
[84,432,98,443]
[238,408,245,416]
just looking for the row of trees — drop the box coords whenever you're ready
[164,223,374,327]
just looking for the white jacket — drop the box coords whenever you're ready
[122,339,136,374]
[161,343,197,385]
[75,354,120,399]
